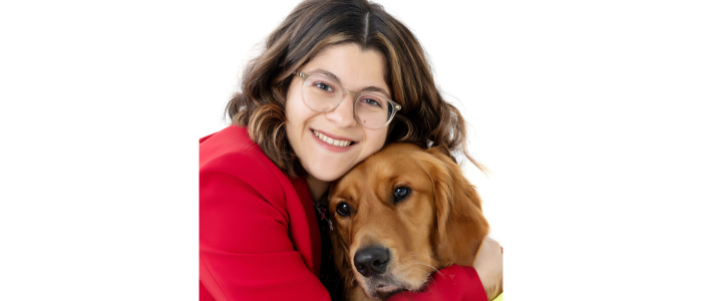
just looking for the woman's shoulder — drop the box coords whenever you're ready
[201,124,254,155]
[200,125,265,170]
[199,125,289,202]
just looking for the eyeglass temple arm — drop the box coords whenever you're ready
[293,71,307,79]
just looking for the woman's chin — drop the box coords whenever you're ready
[304,162,351,183]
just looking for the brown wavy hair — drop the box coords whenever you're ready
[226,0,480,177]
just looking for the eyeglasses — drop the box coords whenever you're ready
[293,71,401,129]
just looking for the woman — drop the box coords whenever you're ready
[199,0,503,300]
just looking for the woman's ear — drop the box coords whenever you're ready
[426,147,489,267]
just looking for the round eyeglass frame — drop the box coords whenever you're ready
[293,71,402,129]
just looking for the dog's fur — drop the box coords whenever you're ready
[327,143,501,300]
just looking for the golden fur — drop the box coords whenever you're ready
[328,143,501,300]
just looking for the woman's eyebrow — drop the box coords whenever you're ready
[308,68,391,98]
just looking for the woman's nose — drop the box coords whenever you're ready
[325,93,357,128]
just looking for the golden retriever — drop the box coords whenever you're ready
[327,143,501,300]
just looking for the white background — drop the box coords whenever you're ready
[1,0,701,300]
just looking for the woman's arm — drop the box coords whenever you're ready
[387,265,487,301]
[200,169,331,301]
[386,236,503,301]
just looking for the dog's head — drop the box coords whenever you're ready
[328,143,489,299]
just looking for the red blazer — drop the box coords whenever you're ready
[200,125,488,301]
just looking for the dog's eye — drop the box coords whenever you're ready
[336,202,351,217]
[393,187,411,203]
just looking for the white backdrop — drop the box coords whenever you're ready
[1,0,701,300]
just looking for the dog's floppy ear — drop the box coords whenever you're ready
[425,147,489,267]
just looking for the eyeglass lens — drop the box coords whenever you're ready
[302,74,392,128]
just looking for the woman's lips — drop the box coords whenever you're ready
[310,129,356,152]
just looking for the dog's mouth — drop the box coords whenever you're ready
[361,278,408,300]
[374,283,406,299]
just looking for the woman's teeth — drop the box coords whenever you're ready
[313,130,352,147]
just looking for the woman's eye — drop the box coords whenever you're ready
[393,187,411,203]
[314,82,333,92]
[360,98,382,107]
[336,202,351,217]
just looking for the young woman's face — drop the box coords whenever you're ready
[285,43,390,182]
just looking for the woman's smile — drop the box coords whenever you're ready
[311,129,355,151]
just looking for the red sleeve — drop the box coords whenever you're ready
[199,170,331,301]
[387,265,488,301]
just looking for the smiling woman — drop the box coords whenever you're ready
[199,0,502,300]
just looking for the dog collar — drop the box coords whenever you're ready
[313,201,334,232]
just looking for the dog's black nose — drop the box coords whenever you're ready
[353,246,390,278]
